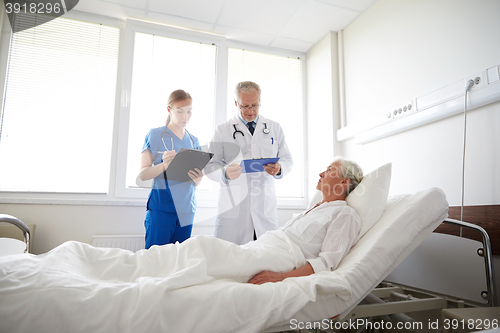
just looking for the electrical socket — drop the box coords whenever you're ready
[467,72,485,91]
[392,101,414,119]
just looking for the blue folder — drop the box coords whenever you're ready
[240,157,280,173]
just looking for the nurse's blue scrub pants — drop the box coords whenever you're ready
[144,210,194,249]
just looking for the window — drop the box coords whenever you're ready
[115,19,225,199]
[0,14,119,193]
[227,48,305,201]
[0,16,306,207]
[124,32,217,190]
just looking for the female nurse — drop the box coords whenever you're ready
[138,90,203,249]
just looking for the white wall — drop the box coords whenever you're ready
[338,0,500,305]
[339,0,500,206]
[0,203,202,254]
[305,32,339,196]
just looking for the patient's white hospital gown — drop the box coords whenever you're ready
[194,199,361,282]
[282,200,361,273]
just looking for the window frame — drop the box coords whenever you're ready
[114,18,228,204]
[0,10,127,205]
[0,12,308,209]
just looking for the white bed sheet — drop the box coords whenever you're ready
[0,188,448,333]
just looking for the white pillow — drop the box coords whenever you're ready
[346,163,392,240]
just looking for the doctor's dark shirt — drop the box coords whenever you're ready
[142,126,201,214]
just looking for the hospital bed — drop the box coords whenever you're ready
[0,164,495,333]
[264,217,497,333]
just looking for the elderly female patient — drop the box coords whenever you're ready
[247,157,363,284]
[164,156,364,286]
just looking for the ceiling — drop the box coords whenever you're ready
[74,0,378,53]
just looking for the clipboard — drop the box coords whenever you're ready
[240,157,280,173]
[165,148,214,182]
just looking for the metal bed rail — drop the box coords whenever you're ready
[0,214,31,253]
[263,218,497,333]
[442,218,497,307]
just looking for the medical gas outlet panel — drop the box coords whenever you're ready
[337,63,500,144]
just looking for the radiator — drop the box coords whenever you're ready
[91,235,145,252]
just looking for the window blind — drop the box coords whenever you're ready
[0,14,119,193]
[227,48,304,199]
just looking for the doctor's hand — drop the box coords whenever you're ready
[263,162,281,176]
[248,271,285,285]
[188,168,203,186]
[225,163,242,180]
[162,151,176,170]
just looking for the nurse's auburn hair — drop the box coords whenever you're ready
[166,89,192,125]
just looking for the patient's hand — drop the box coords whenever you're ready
[248,264,314,285]
[248,271,285,285]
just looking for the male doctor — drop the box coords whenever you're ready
[205,81,293,245]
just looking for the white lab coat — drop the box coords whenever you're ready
[205,115,293,244]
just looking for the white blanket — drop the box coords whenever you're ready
[0,230,351,333]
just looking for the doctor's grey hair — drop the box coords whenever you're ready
[234,81,261,101]
[334,157,363,196]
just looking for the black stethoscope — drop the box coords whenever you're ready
[232,122,270,139]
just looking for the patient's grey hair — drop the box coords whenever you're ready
[234,81,261,101]
[334,157,363,196]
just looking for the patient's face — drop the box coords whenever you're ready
[317,162,345,196]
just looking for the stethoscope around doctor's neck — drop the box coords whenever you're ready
[232,122,270,139]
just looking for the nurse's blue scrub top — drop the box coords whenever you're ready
[142,126,201,214]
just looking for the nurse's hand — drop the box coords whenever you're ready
[248,271,285,285]
[226,163,242,180]
[263,162,281,176]
[162,151,176,170]
[188,168,203,185]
